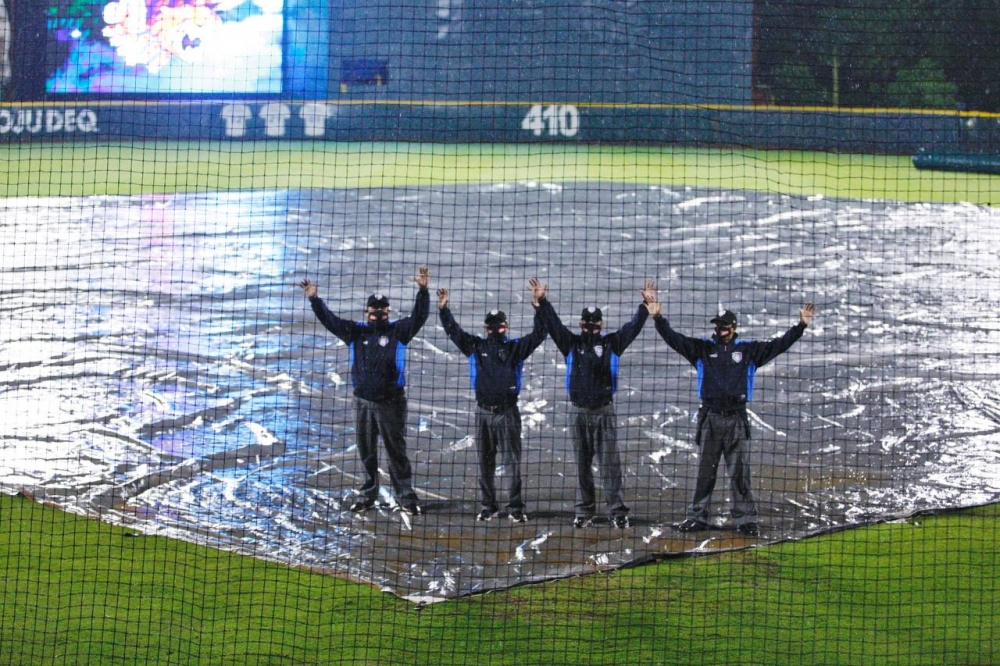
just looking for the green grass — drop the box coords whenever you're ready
[3,142,1000,204]
[2,141,999,663]
[1,494,997,665]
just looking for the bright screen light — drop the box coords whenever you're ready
[46,0,283,94]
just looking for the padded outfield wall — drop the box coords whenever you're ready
[1,0,987,152]
[0,100,989,155]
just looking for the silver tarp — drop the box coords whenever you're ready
[2,184,999,602]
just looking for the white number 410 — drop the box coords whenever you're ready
[521,104,580,137]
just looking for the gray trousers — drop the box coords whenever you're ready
[476,405,524,511]
[570,403,628,519]
[686,411,758,526]
[355,396,418,505]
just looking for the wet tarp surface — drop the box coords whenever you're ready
[2,184,999,602]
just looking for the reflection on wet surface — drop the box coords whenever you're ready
[2,185,999,601]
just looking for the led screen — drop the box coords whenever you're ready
[46,0,283,94]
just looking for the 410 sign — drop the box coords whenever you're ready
[520,105,580,137]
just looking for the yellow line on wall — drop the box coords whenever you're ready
[3,99,1000,118]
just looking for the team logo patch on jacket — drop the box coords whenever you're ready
[731,351,743,363]
[593,345,603,357]
[379,336,389,347]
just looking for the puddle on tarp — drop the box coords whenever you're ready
[2,184,1000,602]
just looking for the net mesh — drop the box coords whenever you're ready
[2,1,1000,663]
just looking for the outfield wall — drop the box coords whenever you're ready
[0,99,994,155]
[4,0,994,152]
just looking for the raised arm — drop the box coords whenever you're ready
[652,313,705,366]
[606,279,657,354]
[607,303,650,355]
[511,303,548,359]
[396,267,431,343]
[530,278,574,356]
[300,278,359,342]
[437,289,477,357]
[747,302,815,367]
[536,299,574,356]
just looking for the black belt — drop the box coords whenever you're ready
[704,407,746,417]
[478,402,516,413]
[572,400,613,410]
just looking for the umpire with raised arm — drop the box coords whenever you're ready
[530,277,657,529]
[438,289,547,523]
[647,299,816,537]
[300,268,431,516]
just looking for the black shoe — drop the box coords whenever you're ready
[736,522,760,537]
[673,519,710,533]
[477,508,499,522]
[573,515,593,529]
[349,498,376,513]
[401,503,424,516]
[611,515,630,529]
[508,509,528,523]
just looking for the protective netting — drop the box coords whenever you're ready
[3,1,1000,663]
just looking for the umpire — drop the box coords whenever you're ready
[530,277,657,529]
[648,300,816,537]
[300,268,431,516]
[438,289,547,523]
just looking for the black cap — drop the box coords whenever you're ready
[711,310,738,327]
[484,310,507,327]
[580,307,603,323]
[367,293,390,309]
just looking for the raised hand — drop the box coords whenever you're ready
[645,300,662,318]
[437,288,449,309]
[299,278,318,299]
[641,278,657,305]
[415,267,430,289]
[800,302,816,326]
[528,277,547,305]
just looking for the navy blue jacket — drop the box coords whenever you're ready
[538,299,649,408]
[439,306,547,408]
[309,288,430,402]
[653,315,806,411]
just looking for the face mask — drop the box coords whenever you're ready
[582,324,602,336]
[715,326,733,338]
[486,326,507,340]
[368,311,389,325]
